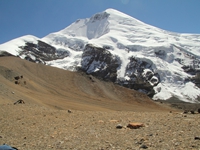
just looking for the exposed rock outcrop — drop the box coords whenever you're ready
[80,44,159,97]
[80,44,120,82]
[117,56,159,97]
[18,40,69,63]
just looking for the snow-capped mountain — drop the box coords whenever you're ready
[1,8,200,102]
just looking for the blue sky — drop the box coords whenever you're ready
[0,0,200,44]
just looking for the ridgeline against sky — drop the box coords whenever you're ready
[0,8,200,102]
[0,0,200,44]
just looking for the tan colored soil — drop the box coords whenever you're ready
[1,56,200,149]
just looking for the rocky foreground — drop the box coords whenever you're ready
[1,103,200,150]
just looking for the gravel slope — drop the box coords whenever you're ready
[1,104,200,150]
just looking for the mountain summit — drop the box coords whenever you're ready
[1,8,200,102]
[43,8,145,41]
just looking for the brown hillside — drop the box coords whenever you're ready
[0,56,169,111]
[2,57,200,150]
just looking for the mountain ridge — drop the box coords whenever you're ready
[1,8,200,102]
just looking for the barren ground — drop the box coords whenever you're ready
[0,56,200,150]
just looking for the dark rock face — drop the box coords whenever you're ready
[183,65,200,89]
[171,45,200,88]
[18,40,69,63]
[80,44,120,82]
[182,65,197,76]
[118,56,159,97]
[80,44,159,97]
[90,12,110,22]
[192,72,200,88]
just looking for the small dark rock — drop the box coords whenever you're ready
[194,136,200,140]
[15,81,20,84]
[191,145,196,148]
[136,141,143,145]
[68,110,72,113]
[190,110,195,114]
[140,144,148,149]
[197,108,200,113]
[89,76,95,82]
[136,138,145,145]
[116,124,123,129]
[14,99,25,105]
[148,134,153,136]
[14,76,20,80]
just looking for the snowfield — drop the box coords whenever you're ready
[1,8,200,102]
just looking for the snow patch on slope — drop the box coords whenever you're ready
[0,35,39,55]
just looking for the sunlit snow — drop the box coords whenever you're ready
[0,8,200,102]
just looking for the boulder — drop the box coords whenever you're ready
[127,122,145,129]
[14,99,25,105]
[116,124,123,129]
